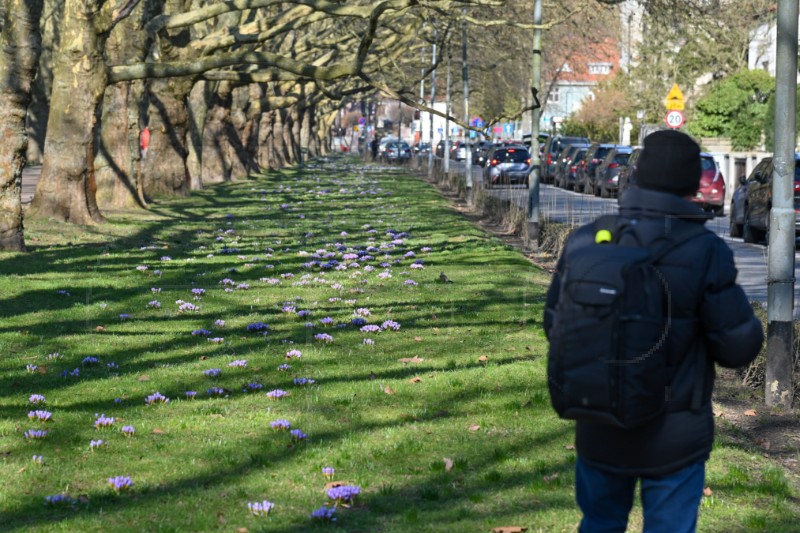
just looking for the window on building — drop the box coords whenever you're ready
[548,88,560,103]
[588,62,612,75]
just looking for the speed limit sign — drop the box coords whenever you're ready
[665,110,685,129]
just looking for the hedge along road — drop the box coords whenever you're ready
[489,181,797,316]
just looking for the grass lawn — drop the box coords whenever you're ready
[0,156,796,532]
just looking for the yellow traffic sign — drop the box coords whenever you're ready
[665,83,685,111]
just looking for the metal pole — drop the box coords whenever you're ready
[766,0,797,408]
[444,50,451,177]
[526,0,543,248]
[428,30,437,176]
[462,7,473,205]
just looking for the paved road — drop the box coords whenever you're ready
[21,166,40,204]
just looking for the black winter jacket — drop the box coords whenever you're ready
[544,188,764,476]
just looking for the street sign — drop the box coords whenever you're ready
[358,116,366,125]
[503,123,513,134]
[664,110,685,129]
[471,116,485,128]
[664,84,685,111]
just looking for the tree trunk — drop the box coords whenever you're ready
[142,77,193,197]
[186,80,212,190]
[202,81,232,183]
[29,0,106,225]
[0,0,44,251]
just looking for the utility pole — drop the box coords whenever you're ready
[444,50,451,178]
[766,0,797,408]
[428,29,437,176]
[462,7,473,205]
[526,0,543,248]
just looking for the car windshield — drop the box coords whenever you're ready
[495,149,530,163]
[399,143,410,150]
[614,153,632,164]
[701,157,716,171]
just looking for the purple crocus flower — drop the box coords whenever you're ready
[314,333,333,343]
[322,467,335,479]
[203,368,222,377]
[28,410,52,422]
[185,391,197,399]
[285,349,302,359]
[94,414,115,429]
[363,338,375,345]
[266,389,288,400]
[82,356,100,366]
[24,429,47,440]
[192,329,211,336]
[108,475,134,492]
[206,387,226,396]
[90,439,105,449]
[191,288,206,298]
[277,364,291,371]
[310,506,336,521]
[45,494,75,506]
[32,455,44,464]
[26,364,38,373]
[270,419,291,430]
[290,429,308,441]
[246,322,269,332]
[381,320,401,331]
[147,300,161,309]
[208,337,225,343]
[360,325,380,333]
[293,377,316,386]
[29,394,46,404]
[247,500,274,517]
[243,382,263,392]
[326,485,361,504]
[145,392,169,405]
[119,314,133,320]
[121,425,135,436]
[214,319,226,327]
[228,359,247,368]
[319,317,334,326]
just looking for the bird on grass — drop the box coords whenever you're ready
[439,272,453,284]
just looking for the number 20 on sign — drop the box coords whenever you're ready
[664,110,685,129]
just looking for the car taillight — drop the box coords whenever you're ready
[526,158,531,164]
[546,154,552,164]
[491,159,498,166]
[570,165,576,172]
[795,182,800,192]
[608,163,619,169]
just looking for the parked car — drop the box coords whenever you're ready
[413,142,431,155]
[578,143,624,195]
[435,140,446,157]
[483,146,532,188]
[561,147,589,191]
[554,143,589,189]
[691,153,725,216]
[383,141,412,163]
[596,146,634,198]
[450,141,467,161]
[541,135,591,183]
[616,147,644,202]
[729,154,800,243]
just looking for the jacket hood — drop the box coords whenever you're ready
[618,187,713,224]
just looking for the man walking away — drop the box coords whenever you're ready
[544,130,764,533]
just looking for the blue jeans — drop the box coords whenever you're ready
[576,456,705,533]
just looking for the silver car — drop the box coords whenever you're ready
[483,146,531,188]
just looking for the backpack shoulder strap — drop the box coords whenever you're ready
[646,220,709,264]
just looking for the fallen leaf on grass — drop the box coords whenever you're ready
[491,527,528,533]
[756,438,771,450]
[444,457,454,471]
[703,487,713,496]
[414,336,423,342]
[399,357,424,364]
[409,377,422,383]
[744,409,757,417]
[95,326,106,332]
[216,512,226,525]
[383,386,396,395]
[237,529,249,533]
[37,366,48,374]
[565,444,575,450]
[543,473,559,482]
[369,372,377,380]
[137,375,150,382]
[468,424,481,432]
[78,494,90,504]
[199,356,208,360]
[152,428,167,434]
[478,356,489,362]
[17,467,26,474]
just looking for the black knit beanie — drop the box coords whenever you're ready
[636,130,702,196]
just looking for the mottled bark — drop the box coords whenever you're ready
[0,0,43,251]
[29,0,108,225]
[142,76,192,197]
[201,82,232,184]
[186,80,212,190]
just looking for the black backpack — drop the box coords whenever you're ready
[547,215,707,429]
